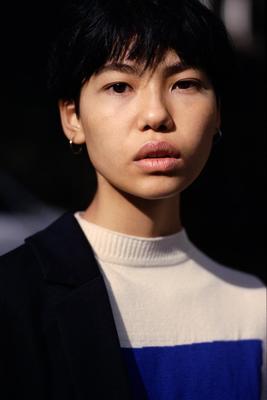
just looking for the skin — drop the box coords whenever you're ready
[59,50,220,237]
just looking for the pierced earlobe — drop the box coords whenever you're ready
[59,100,85,145]
[69,136,83,155]
[213,128,223,145]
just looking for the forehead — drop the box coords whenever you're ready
[121,49,182,67]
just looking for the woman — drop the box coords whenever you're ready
[0,0,266,398]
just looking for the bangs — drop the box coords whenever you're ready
[48,0,234,103]
[84,0,204,73]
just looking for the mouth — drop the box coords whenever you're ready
[133,141,182,172]
[134,141,181,161]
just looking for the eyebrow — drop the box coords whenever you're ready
[95,63,140,76]
[95,61,192,77]
[163,62,192,78]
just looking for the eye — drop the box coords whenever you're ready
[173,79,201,91]
[106,82,131,94]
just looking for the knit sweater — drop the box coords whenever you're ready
[75,212,266,400]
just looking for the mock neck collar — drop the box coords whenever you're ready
[75,212,191,267]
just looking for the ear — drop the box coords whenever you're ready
[58,100,86,144]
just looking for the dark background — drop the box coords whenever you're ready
[0,1,266,283]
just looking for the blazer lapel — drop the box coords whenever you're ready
[26,213,133,399]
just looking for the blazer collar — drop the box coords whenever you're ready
[25,213,133,399]
[26,212,100,286]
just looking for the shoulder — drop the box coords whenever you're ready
[187,240,266,290]
[0,213,71,305]
[0,243,45,313]
[187,240,266,313]
[185,240,266,341]
[0,243,40,282]
[0,212,101,308]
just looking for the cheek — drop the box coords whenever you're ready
[179,105,218,176]
[81,116,125,174]
[181,102,218,151]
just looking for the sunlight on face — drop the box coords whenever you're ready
[77,50,220,200]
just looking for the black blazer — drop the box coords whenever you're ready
[0,213,133,399]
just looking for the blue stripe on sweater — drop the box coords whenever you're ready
[122,340,262,400]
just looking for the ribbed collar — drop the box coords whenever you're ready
[74,212,191,267]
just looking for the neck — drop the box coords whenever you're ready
[83,179,182,238]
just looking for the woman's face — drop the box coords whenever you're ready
[60,50,220,200]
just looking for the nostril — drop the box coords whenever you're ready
[144,125,151,131]
[143,124,169,132]
[158,124,168,132]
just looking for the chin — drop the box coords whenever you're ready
[132,186,183,201]
[138,191,180,201]
[133,177,189,200]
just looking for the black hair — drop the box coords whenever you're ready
[47,0,235,111]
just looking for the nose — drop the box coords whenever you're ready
[137,91,175,133]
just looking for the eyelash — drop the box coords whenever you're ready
[172,79,201,90]
[106,82,132,94]
[105,79,201,94]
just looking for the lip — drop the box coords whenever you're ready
[133,141,181,172]
[134,141,181,161]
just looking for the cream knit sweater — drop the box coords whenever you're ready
[75,212,266,400]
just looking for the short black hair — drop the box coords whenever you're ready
[47,0,235,109]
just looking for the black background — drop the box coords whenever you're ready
[1,1,266,283]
